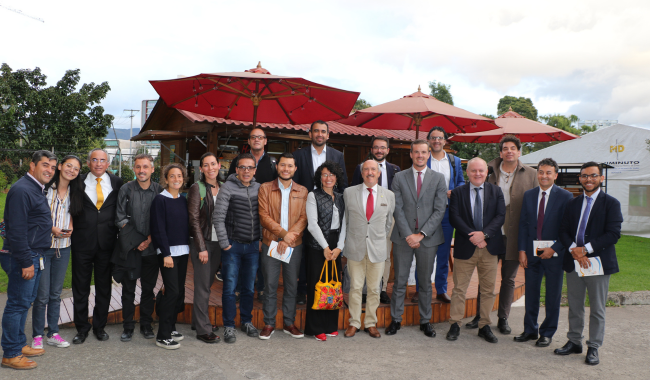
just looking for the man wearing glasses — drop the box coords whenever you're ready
[227,127,278,185]
[351,136,401,304]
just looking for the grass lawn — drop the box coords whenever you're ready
[0,192,6,217]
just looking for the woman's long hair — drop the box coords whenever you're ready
[47,155,85,217]
[199,152,218,184]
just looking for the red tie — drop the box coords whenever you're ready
[366,188,374,221]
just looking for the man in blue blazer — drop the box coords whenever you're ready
[515,158,573,347]
[555,161,622,366]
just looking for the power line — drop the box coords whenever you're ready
[0,4,44,23]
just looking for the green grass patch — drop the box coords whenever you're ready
[0,192,6,217]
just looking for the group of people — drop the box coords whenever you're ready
[1,120,622,370]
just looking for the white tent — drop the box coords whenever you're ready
[521,124,650,238]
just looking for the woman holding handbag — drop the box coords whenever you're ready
[304,161,346,341]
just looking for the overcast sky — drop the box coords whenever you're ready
[2,0,649,129]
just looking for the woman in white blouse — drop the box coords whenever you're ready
[303,161,346,342]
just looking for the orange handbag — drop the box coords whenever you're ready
[312,260,343,310]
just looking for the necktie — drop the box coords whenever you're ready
[473,187,482,231]
[537,191,546,240]
[379,163,384,187]
[416,172,422,228]
[576,196,593,247]
[366,188,374,221]
[96,178,104,210]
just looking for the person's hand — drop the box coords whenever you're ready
[477,240,487,249]
[223,245,232,251]
[518,250,527,269]
[539,247,555,260]
[577,255,591,269]
[199,250,209,264]
[278,241,289,255]
[323,247,333,261]
[331,248,341,260]
[283,232,298,246]
[406,233,424,247]
[570,247,585,260]
[163,256,174,268]
[51,226,70,239]
[469,231,485,246]
[259,241,262,252]
[22,265,35,280]
[446,190,452,199]
[137,236,151,251]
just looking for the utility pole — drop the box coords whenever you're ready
[124,109,139,167]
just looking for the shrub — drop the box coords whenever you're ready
[0,171,7,190]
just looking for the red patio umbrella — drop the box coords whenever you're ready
[338,86,499,139]
[149,62,360,126]
[449,108,580,143]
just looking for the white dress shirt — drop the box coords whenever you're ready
[412,166,426,189]
[537,184,553,217]
[84,172,113,206]
[569,187,600,254]
[469,182,485,219]
[377,160,388,189]
[279,179,293,231]
[498,162,514,207]
[306,192,346,251]
[311,144,327,177]
[362,184,378,217]
[428,154,450,191]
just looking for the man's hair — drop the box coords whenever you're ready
[581,161,602,175]
[371,136,390,148]
[426,126,448,140]
[498,135,521,151]
[87,148,109,162]
[32,150,57,164]
[235,153,256,167]
[467,157,487,168]
[537,158,559,173]
[133,153,154,164]
[249,127,266,138]
[410,139,429,151]
[310,120,329,133]
[278,152,295,165]
[161,163,187,189]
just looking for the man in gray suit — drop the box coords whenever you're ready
[386,139,447,338]
[343,160,395,339]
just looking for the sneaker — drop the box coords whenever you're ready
[315,333,327,341]
[257,291,265,301]
[47,334,70,348]
[156,338,180,350]
[171,331,184,342]
[241,322,259,337]
[283,324,304,338]
[31,336,43,350]
[326,331,339,337]
[215,270,223,282]
[259,325,274,340]
[223,327,237,344]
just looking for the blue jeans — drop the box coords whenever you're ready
[221,240,259,328]
[1,252,42,358]
[32,247,71,337]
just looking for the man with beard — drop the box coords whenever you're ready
[351,136,401,304]
[555,162,622,366]
[257,153,308,339]
[113,153,163,342]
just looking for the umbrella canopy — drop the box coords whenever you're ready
[449,108,580,143]
[338,86,499,138]
[149,62,360,126]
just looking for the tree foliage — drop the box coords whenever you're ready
[352,99,372,112]
[497,96,538,120]
[0,64,113,160]
[428,81,453,105]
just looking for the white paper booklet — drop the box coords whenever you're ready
[268,240,293,263]
[574,257,605,277]
[533,240,559,257]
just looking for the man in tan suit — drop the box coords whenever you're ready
[343,160,395,339]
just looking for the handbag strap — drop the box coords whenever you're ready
[319,260,329,283]
[331,260,339,283]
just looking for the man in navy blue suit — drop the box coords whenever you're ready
[515,158,573,348]
[555,161,622,366]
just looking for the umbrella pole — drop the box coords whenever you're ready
[253,105,258,127]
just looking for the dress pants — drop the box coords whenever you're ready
[71,249,113,333]
[391,242,437,325]
[566,271,611,348]
[261,243,302,327]
[449,247,498,329]
[434,209,454,295]
[348,253,384,329]
[190,239,221,336]
[121,254,159,330]
[523,256,563,337]
[156,254,189,340]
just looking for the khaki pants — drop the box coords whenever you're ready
[449,247,498,329]
[381,217,395,292]
[348,253,385,329]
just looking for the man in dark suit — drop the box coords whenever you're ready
[71,148,123,344]
[292,120,348,303]
[351,136,400,304]
[555,161,622,366]
[515,158,573,347]
[227,127,278,185]
[446,157,506,343]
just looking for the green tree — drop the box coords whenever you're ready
[428,81,453,105]
[538,114,583,135]
[352,99,372,112]
[119,162,135,184]
[0,64,113,159]
[497,96,538,120]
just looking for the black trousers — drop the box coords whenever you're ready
[72,249,113,333]
[156,254,188,340]
[122,255,159,330]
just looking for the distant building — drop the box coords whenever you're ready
[576,119,619,130]
[104,138,160,163]
[141,100,156,128]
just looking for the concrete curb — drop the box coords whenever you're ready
[607,291,650,306]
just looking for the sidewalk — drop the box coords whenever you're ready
[0,293,648,379]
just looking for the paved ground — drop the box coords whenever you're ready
[0,293,648,380]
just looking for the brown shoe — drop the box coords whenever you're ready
[282,324,304,339]
[259,325,274,340]
[1,355,37,370]
[364,326,381,338]
[21,346,44,357]
[436,293,451,303]
[344,326,358,338]
[411,292,420,303]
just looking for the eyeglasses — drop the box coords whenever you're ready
[91,158,107,164]
[372,146,388,151]
[428,136,445,141]
[249,135,266,140]
[321,173,336,178]
[580,174,601,180]
[237,166,256,171]
[63,163,80,172]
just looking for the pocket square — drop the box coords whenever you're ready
[381,203,387,206]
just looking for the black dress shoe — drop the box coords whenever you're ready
[478,325,498,343]
[514,332,539,342]
[465,315,480,329]
[121,329,134,342]
[554,341,583,355]
[446,323,460,341]
[197,332,221,344]
[535,336,552,347]
[296,293,306,305]
[585,347,599,365]
[140,325,155,339]
[497,318,511,334]
[385,320,401,335]
[191,325,219,332]
[380,291,391,304]
[420,323,436,338]
[72,332,88,344]
[93,328,109,341]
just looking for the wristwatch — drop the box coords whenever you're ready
[483,233,490,240]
